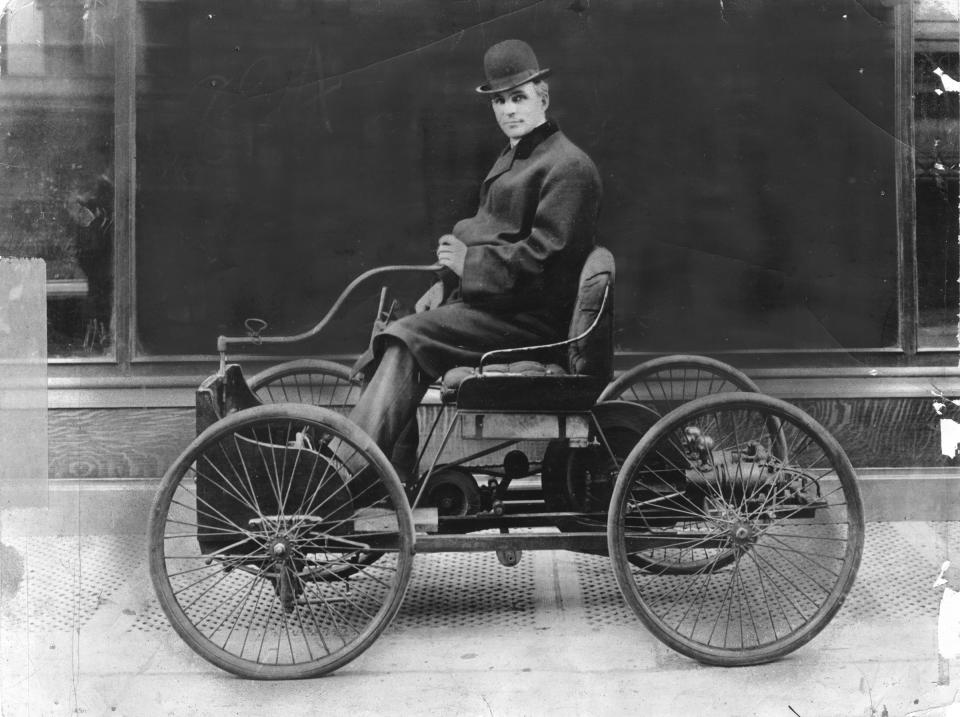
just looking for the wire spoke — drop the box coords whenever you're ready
[613,396,860,661]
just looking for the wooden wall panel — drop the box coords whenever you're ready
[48,408,194,480]
[45,397,952,481]
[794,398,947,468]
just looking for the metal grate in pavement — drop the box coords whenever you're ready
[840,522,940,623]
[575,552,633,627]
[0,536,142,632]
[131,550,538,634]
[574,522,947,628]
[8,522,957,638]
[390,551,537,630]
[130,601,171,634]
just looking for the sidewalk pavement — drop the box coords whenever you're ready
[2,489,960,717]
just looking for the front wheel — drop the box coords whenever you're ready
[148,404,414,679]
[607,393,863,666]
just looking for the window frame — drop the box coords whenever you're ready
[45,0,960,382]
[914,12,960,355]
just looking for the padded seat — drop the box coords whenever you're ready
[442,246,615,411]
[442,370,607,411]
[441,361,603,411]
[441,360,567,398]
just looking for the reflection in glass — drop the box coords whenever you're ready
[915,51,960,349]
[0,0,115,357]
[135,1,900,357]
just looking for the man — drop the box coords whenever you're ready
[348,39,602,477]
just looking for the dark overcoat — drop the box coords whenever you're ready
[371,120,602,379]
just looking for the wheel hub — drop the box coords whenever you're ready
[270,536,292,560]
[730,521,757,547]
[434,486,462,513]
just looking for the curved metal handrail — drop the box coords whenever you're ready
[478,285,610,371]
[216,264,441,373]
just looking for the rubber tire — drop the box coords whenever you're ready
[599,355,760,408]
[248,359,362,409]
[148,403,414,679]
[600,353,788,481]
[607,393,864,666]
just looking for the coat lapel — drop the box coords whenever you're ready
[481,120,558,189]
[482,145,517,187]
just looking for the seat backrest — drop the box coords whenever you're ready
[567,246,615,380]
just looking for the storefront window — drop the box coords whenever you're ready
[916,50,959,349]
[134,0,900,358]
[0,0,115,357]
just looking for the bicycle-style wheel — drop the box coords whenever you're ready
[607,393,863,666]
[148,404,413,679]
[600,356,771,574]
[599,355,759,415]
[248,359,362,412]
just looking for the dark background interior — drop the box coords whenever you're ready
[134,0,900,357]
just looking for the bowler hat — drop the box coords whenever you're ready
[476,39,552,94]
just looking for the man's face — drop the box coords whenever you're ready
[491,81,547,143]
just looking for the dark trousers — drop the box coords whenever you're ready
[347,338,429,481]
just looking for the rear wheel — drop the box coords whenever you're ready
[599,355,759,416]
[148,404,413,679]
[601,357,785,575]
[248,359,362,412]
[607,393,863,666]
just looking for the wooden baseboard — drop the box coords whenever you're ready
[855,468,960,521]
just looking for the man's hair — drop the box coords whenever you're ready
[533,80,549,105]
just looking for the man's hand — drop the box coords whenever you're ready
[415,281,445,313]
[436,234,467,277]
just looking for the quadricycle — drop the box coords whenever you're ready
[147,248,864,679]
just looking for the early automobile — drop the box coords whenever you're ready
[147,251,863,679]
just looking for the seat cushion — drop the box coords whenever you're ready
[441,362,605,411]
[567,247,614,379]
[438,247,615,411]
[441,361,567,400]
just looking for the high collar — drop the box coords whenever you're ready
[483,119,559,188]
[509,119,559,160]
